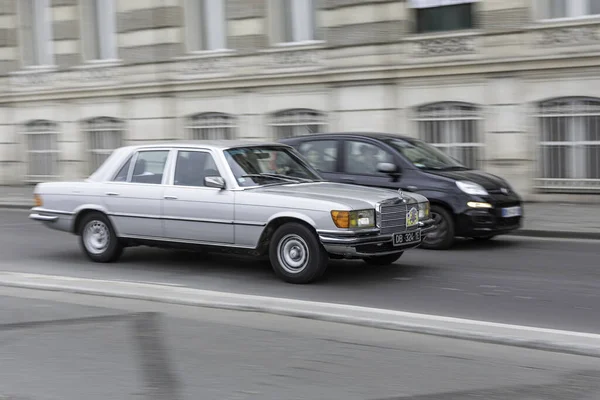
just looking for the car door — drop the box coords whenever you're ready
[102,148,171,238]
[340,139,404,189]
[295,139,342,180]
[162,149,235,244]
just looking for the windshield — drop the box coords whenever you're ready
[385,138,468,170]
[224,146,323,187]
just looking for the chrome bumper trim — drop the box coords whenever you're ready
[29,213,59,222]
[318,218,436,257]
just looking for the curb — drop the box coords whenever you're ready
[508,229,600,241]
[1,271,600,358]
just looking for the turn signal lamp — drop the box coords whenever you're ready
[33,194,43,207]
[331,209,375,229]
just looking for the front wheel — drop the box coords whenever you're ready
[362,252,403,266]
[269,222,328,284]
[420,205,455,250]
[78,212,123,263]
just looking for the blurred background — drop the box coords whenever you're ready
[0,0,599,203]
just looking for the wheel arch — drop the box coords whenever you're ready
[72,205,114,235]
[255,213,318,254]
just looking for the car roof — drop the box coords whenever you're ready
[122,140,290,152]
[279,132,416,142]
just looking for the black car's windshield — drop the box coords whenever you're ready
[224,146,322,187]
[385,138,468,171]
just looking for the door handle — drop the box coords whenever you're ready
[340,178,356,183]
[406,185,418,191]
[105,192,119,196]
[164,195,178,200]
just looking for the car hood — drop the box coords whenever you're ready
[424,169,508,190]
[252,182,426,209]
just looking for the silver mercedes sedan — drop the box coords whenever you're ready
[29,141,435,284]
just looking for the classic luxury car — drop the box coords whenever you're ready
[29,141,435,284]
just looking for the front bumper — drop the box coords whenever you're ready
[318,218,436,257]
[455,204,523,237]
[29,207,74,233]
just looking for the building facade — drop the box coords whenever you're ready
[1,0,600,202]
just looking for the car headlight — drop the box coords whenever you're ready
[330,209,375,229]
[456,181,488,196]
[418,201,430,219]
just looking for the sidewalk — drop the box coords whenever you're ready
[1,185,599,239]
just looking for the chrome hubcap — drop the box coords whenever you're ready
[277,234,309,274]
[83,220,110,255]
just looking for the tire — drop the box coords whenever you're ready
[269,222,328,284]
[362,252,403,266]
[420,205,455,250]
[78,212,123,263]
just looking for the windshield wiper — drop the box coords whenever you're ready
[241,173,304,184]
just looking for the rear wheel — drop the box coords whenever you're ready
[420,205,455,250]
[78,212,123,263]
[269,222,328,284]
[362,252,403,266]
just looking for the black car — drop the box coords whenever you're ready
[280,132,523,250]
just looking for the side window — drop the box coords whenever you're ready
[130,150,169,184]
[343,141,394,176]
[297,140,338,173]
[174,151,221,187]
[112,155,132,182]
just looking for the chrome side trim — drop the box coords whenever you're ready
[109,212,266,227]
[119,234,255,249]
[29,213,59,222]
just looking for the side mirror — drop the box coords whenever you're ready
[377,162,400,175]
[204,176,226,189]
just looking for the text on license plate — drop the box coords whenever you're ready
[501,206,522,218]
[393,230,421,246]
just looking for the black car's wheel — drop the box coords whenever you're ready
[269,222,328,284]
[78,212,123,263]
[362,252,403,266]
[420,205,455,250]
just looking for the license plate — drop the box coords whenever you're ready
[393,230,421,246]
[501,206,522,218]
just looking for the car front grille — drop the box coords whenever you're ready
[378,199,421,235]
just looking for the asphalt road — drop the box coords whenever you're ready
[1,209,599,333]
[2,287,600,400]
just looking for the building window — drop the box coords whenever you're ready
[81,0,117,61]
[23,120,59,182]
[269,109,327,140]
[536,0,600,20]
[186,113,236,140]
[536,98,600,192]
[186,0,227,51]
[83,117,125,173]
[409,0,475,33]
[18,0,54,66]
[415,102,482,169]
[274,0,316,43]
